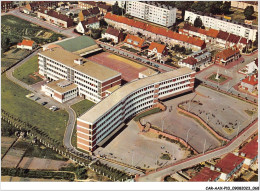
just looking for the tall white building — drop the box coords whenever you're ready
[126,1,177,27]
[184,10,257,41]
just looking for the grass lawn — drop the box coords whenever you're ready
[71,99,95,117]
[13,55,42,85]
[226,8,258,26]
[1,74,68,144]
[134,108,162,121]
[207,73,228,83]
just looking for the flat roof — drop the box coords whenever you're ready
[140,68,158,76]
[45,79,77,94]
[105,85,120,93]
[79,67,194,123]
[39,47,121,82]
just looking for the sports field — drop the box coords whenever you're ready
[88,52,149,82]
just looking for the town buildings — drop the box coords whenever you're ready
[17,39,36,50]
[1,1,13,11]
[78,7,100,21]
[184,10,257,41]
[104,13,206,51]
[240,74,258,93]
[240,136,258,170]
[78,1,111,15]
[37,8,73,28]
[213,47,241,66]
[25,1,58,13]
[126,1,177,27]
[101,27,125,43]
[76,67,195,152]
[231,1,258,12]
[189,167,221,182]
[38,47,121,103]
[76,17,100,33]
[178,49,211,70]
[148,42,168,60]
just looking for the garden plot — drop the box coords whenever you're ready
[1,136,17,158]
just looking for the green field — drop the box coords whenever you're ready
[1,15,65,46]
[226,8,258,26]
[71,99,95,117]
[1,74,68,143]
[207,73,228,84]
[13,55,42,85]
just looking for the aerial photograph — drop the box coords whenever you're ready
[1,0,258,190]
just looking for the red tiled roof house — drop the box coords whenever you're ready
[123,34,146,51]
[240,74,258,93]
[101,27,125,43]
[76,17,100,33]
[214,153,245,181]
[17,39,36,50]
[214,46,241,66]
[148,42,167,60]
[189,167,221,182]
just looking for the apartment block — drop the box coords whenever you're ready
[126,1,177,27]
[77,67,195,152]
[38,47,121,103]
[184,10,257,41]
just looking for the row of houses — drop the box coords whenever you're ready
[25,1,58,13]
[104,13,206,51]
[179,24,249,51]
[190,135,258,182]
[37,8,74,28]
[78,1,111,15]
[184,10,257,41]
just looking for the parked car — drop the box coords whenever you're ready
[26,93,34,98]
[35,97,41,101]
[41,102,48,106]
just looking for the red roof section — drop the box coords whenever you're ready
[240,136,258,159]
[183,57,198,65]
[105,13,205,48]
[124,34,145,48]
[18,39,35,47]
[189,167,221,182]
[148,42,166,54]
[215,153,244,174]
[215,47,240,61]
[242,75,258,86]
[239,37,248,45]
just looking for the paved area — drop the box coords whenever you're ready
[94,120,187,169]
[143,89,221,153]
[87,52,149,82]
[137,120,258,182]
[181,86,258,140]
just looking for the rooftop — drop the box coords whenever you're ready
[45,79,78,94]
[105,85,121,93]
[139,68,158,77]
[18,39,35,47]
[148,42,166,54]
[215,153,244,174]
[78,67,194,124]
[39,47,121,82]
[124,34,146,48]
[182,57,198,65]
[242,75,258,86]
[215,47,240,61]
[189,167,221,182]
[240,136,258,159]
[105,27,121,37]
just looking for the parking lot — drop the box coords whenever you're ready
[181,86,257,140]
[94,120,188,170]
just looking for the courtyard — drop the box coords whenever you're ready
[94,120,188,170]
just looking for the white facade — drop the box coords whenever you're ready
[17,44,35,50]
[184,10,257,41]
[102,33,119,43]
[126,1,177,27]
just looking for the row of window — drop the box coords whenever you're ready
[47,63,66,75]
[159,84,189,95]
[75,71,99,84]
[125,97,153,113]
[63,89,77,96]
[159,80,189,90]
[79,88,100,100]
[125,90,153,106]
[47,67,66,79]
[75,76,98,88]
[75,80,97,93]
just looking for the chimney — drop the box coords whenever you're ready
[210,165,215,171]
[74,58,83,65]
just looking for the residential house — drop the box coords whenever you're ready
[38,9,74,28]
[25,1,58,12]
[245,59,258,74]
[184,10,257,41]
[97,2,111,15]
[17,39,36,50]
[148,42,167,60]
[216,31,230,47]
[1,1,13,11]
[101,27,125,43]
[78,1,97,9]
[178,49,211,70]
[189,167,221,182]
[78,1,111,15]
[78,7,100,21]
[214,153,245,181]
[76,17,100,34]
[239,136,258,170]
[123,34,146,51]
[214,47,241,66]
[240,74,258,93]
[104,13,206,51]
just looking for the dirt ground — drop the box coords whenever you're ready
[1,136,16,158]
[18,157,71,170]
[87,52,149,82]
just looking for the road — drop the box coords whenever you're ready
[4,9,79,38]
[137,120,258,182]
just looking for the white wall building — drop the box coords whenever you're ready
[126,1,177,27]
[38,47,121,103]
[184,10,257,41]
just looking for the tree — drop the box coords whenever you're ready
[244,6,254,20]
[175,1,193,19]
[221,1,231,14]
[112,1,124,15]
[194,17,203,28]
[1,36,10,53]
